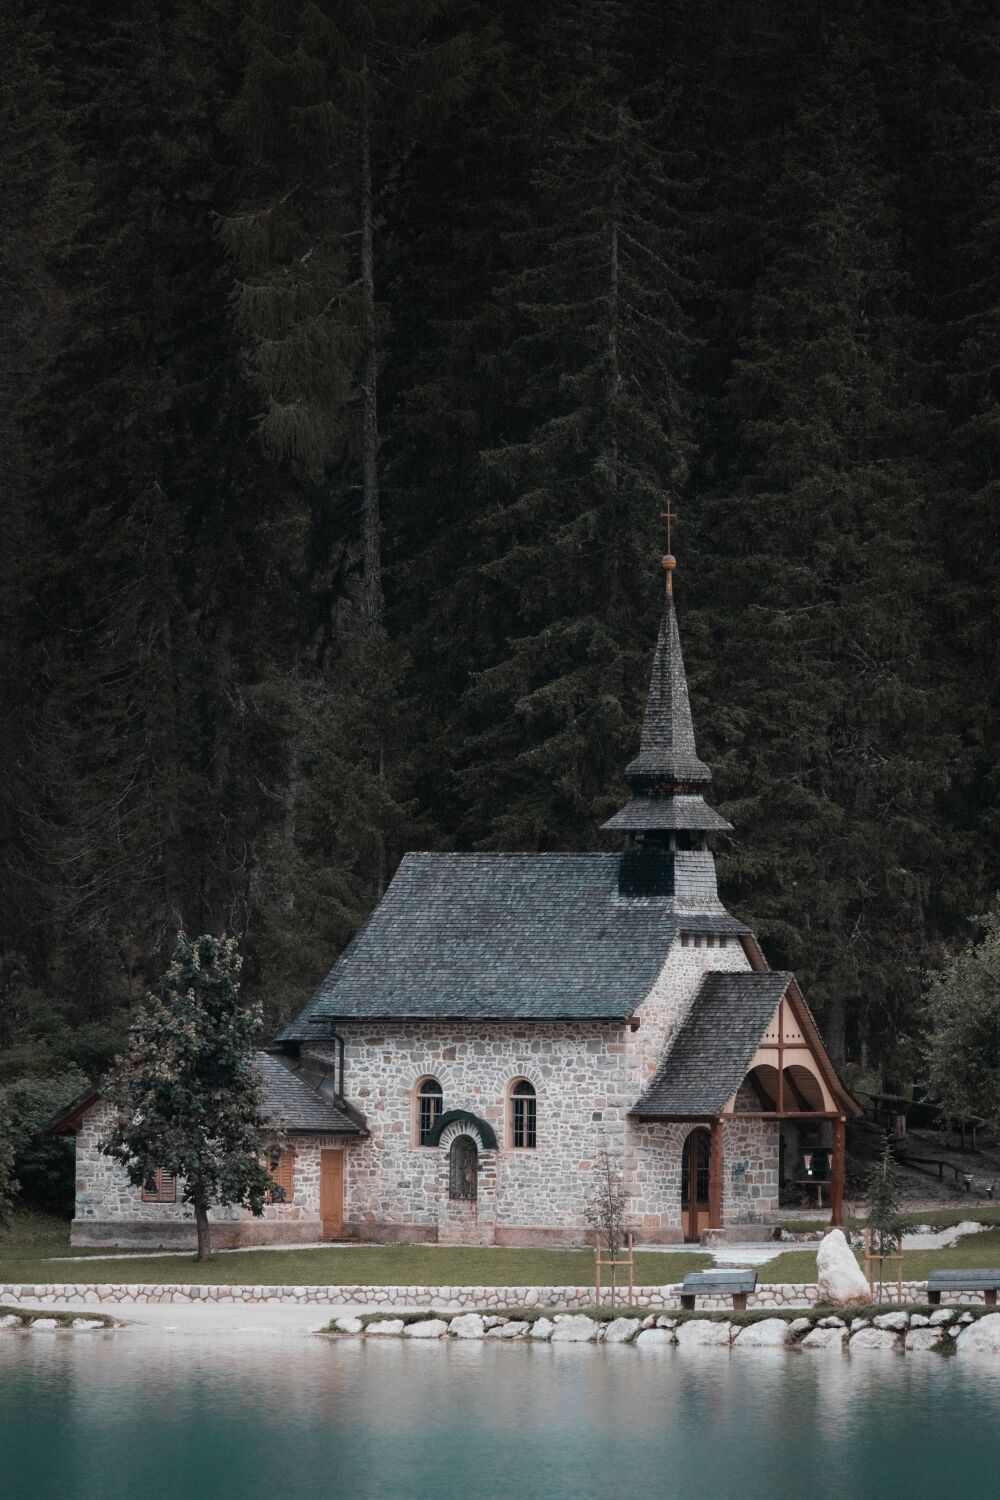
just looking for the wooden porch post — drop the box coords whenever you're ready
[830,1116,845,1228]
[709,1116,724,1230]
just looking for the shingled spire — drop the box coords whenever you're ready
[623,592,711,789]
[603,546,731,841]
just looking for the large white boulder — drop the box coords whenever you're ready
[404,1319,449,1339]
[874,1311,909,1332]
[603,1318,643,1344]
[486,1321,530,1339]
[635,1328,674,1347]
[675,1319,732,1347]
[366,1318,405,1336]
[449,1313,486,1339]
[334,1315,364,1335]
[800,1325,848,1349]
[529,1318,555,1340]
[905,1328,942,1352]
[733,1318,789,1348]
[816,1229,872,1307]
[550,1315,600,1342]
[957,1313,1000,1354]
[849,1327,899,1351]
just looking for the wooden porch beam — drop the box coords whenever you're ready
[725,1110,842,1121]
[830,1116,845,1228]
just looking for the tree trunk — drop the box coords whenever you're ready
[825,991,847,1069]
[358,66,387,899]
[192,1186,212,1262]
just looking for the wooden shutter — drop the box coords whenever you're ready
[141,1168,176,1203]
[270,1147,295,1204]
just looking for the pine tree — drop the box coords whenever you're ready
[101,933,281,1261]
[454,0,695,848]
[690,6,956,1069]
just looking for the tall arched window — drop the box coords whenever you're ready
[416,1077,443,1145]
[509,1079,537,1150]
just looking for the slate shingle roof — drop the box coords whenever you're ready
[602,795,733,833]
[630,970,792,1117]
[278,852,683,1032]
[256,1051,361,1134]
[625,596,712,787]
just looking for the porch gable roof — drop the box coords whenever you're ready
[630,970,793,1118]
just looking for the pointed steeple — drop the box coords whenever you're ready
[623,592,711,789]
[603,549,731,838]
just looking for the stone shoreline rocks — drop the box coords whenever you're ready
[320,1307,1000,1356]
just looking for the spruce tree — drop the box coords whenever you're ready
[454,0,695,849]
[690,7,954,1068]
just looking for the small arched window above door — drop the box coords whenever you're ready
[416,1077,443,1145]
[509,1079,537,1149]
[449,1135,478,1200]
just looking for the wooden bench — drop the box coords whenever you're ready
[680,1269,757,1312]
[926,1270,1000,1307]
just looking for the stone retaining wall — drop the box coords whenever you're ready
[1,1279,980,1309]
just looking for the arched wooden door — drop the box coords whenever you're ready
[681,1128,711,1242]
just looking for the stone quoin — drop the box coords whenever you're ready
[49,554,856,1249]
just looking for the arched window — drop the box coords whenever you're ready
[416,1077,443,1145]
[449,1136,478,1200]
[509,1079,537,1150]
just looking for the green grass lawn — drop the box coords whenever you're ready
[6,1208,1000,1288]
[0,1213,711,1287]
[780,1204,1000,1234]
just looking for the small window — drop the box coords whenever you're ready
[417,1077,443,1145]
[141,1169,177,1203]
[510,1079,537,1150]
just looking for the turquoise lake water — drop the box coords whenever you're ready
[3,1333,1000,1500]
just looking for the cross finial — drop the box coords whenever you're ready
[661,507,678,596]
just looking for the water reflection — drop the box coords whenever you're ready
[3,1334,1000,1500]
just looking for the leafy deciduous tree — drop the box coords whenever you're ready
[101,934,281,1261]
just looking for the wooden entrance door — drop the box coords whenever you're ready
[681,1128,711,1242]
[320,1149,344,1240]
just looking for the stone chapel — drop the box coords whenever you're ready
[54,555,857,1249]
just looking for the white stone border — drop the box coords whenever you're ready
[4,1279,989,1310]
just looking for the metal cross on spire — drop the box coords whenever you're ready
[661,506,678,596]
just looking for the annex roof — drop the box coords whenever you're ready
[278,851,685,1031]
[630,970,793,1117]
[46,1051,363,1137]
[255,1052,362,1134]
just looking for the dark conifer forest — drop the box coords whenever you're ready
[2,0,999,1199]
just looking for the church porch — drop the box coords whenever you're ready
[629,970,858,1243]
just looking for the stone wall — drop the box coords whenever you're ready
[68,932,790,1248]
[3,1280,971,1310]
[625,935,750,1238]
[311,1019,629,1244]
[70,1102,353,1248]
[723,1084,779,1222]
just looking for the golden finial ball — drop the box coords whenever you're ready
[662,553,677,571]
